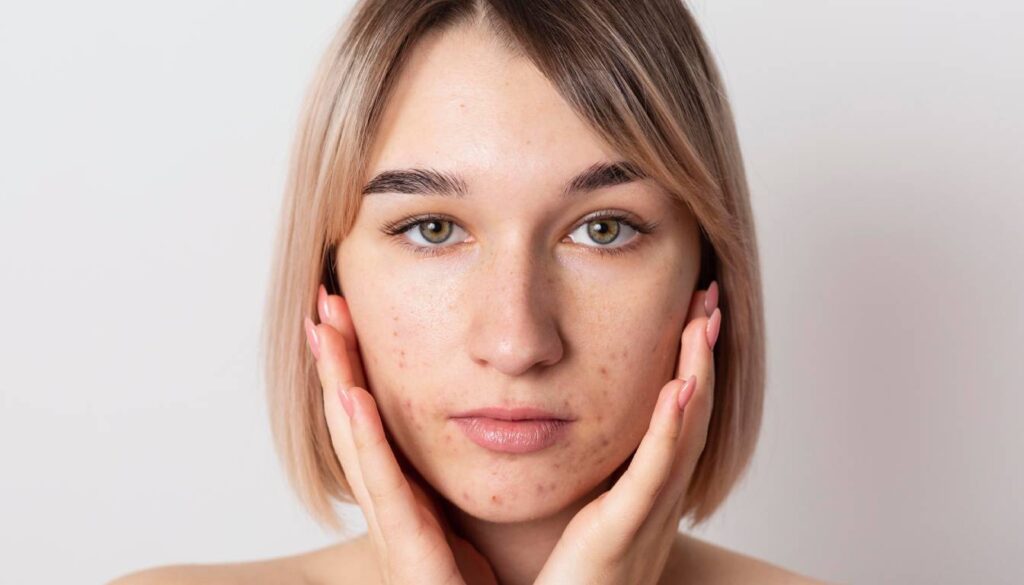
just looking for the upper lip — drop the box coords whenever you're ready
[451,406,574,421]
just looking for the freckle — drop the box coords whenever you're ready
[596,414,603,423]
[601,436,610,447]
[392,330,398,337]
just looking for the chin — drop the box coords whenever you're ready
[437,463,604,524]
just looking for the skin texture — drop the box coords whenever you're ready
[330,22,705,585]
[337,23,699,523]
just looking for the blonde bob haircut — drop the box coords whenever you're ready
[261,0,765,533]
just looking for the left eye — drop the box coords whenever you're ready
[566,217,639,249]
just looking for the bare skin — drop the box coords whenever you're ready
[108,19,831,585]
[108,532,828,585]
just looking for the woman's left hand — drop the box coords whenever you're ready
[533,282,721,585]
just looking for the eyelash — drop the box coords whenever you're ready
[378,210,660,258]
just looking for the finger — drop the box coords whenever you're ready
[309,318,372,515]
[598,375,690,539]
[346,385,431,546]
[598,285,718,539]
[314,319,422,554]
[653,290,718,523]
[317,284,368,391]
[601,287,712,494]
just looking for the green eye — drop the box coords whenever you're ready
[417,219,454,244]
[568,217,636,250]
[585,219,621,245]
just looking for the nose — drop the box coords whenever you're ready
[465,245,565,377]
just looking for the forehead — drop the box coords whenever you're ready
[365,24,621,184]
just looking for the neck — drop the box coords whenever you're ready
[442,477,613,585]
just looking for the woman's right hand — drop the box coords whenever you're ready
[304,284,498,585]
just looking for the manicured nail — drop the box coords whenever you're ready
[677,375,696,411]
[318,284,332,322]
[337,383,354,418]
[704,280,719,316]
[705,307,721,350]
[304,316,321,361]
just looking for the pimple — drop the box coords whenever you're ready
[491,494,502,505]
[599,366,608,378]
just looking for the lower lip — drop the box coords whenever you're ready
[451,417,571,454]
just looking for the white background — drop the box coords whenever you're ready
[2,1,1022,583]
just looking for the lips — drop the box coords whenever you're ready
[449,406,574,453]
[450,406,573,421]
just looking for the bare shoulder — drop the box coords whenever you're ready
[662,532,834,585]
[105,535,378,585]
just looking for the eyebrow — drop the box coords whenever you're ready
[360,160,648,199]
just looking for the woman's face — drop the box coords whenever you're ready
[336,24,702,523]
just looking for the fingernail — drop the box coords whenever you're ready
[704,280,719,316]
[677,375,696,411]
[337,383,354,418]
[705,307,721,350]
[304,316,321,361]
[318,284,332,322]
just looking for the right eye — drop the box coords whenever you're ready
[381,214,471,256]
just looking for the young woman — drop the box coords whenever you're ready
[112,1,828,583]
